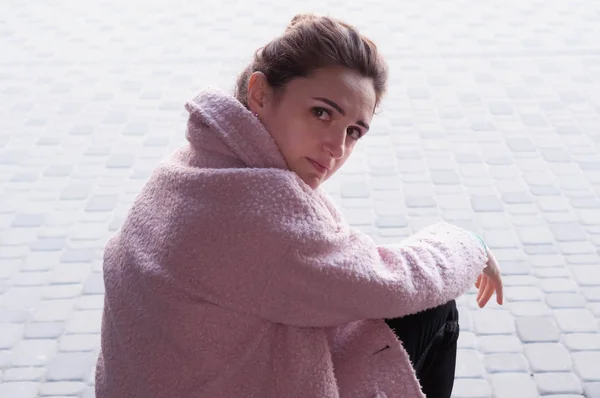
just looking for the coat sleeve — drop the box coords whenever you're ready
[258,219,488,327]
[205,172,488,327]
[117,168,488,328]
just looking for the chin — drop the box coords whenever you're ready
[305,179,321,190]
[300,174,322,190]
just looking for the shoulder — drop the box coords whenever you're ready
[235,169,322,221]
[209,169,338,235]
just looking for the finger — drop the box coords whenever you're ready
[495,274,504,305]
[478,281,496,308]
[476,276,484,301]
[475,274,482,288]
[487,250,504,305]
[477,276,488,303]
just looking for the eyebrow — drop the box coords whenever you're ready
[313,97,370,130]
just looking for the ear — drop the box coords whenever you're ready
[247,72,273,116]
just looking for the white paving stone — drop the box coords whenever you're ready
[555,309,599,333]
[562,334,600,351]
[451,378,491,398]
[484,353,529,373]
[533,373,583,395]
[491,373,539,398]
[524,343,573,372]
[572,352,600,382]
[477,335,523,354]
[0,382,39,398]
[455,350,485,378]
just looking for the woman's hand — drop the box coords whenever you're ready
[475,248,504,308]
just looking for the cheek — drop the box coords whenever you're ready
[265,115,294,143]
[265,110,325,161]
[268,119,310,158]
[280,119,315,149]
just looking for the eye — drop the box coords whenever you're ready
[311,107,332,121]
[347,127,363,140]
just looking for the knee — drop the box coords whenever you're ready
[432,299,458,322]
[424,300,460,335]
[444,299,458,322]
[443,300,459,340]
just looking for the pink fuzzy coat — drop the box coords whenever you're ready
[95,88,488,397]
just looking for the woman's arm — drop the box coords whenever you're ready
[116,167,488,328]
[257,220,488,327]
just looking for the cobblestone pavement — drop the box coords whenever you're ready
[1,0,600,397]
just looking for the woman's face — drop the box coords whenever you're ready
[247,66,377,189]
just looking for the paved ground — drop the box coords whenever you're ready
[1,0,600,396]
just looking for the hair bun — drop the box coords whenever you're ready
[286,13,318,31]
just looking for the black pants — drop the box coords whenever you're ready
[384,300,459,398]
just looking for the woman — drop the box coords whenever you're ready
[95,13,503,398]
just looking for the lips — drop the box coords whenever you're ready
[307,158,329,175]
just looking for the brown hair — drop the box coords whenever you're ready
[234,13,388,109]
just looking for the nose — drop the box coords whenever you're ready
[323,127,346,159]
